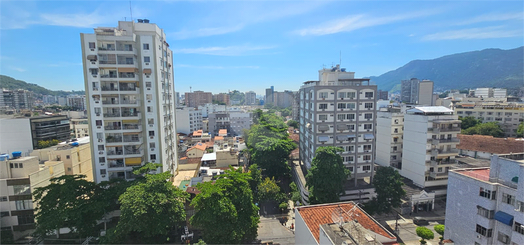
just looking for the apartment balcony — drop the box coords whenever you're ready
[108,160,125,168]
[429,171,448,179]
[102,99,119,105]
[106,150,123,156]
[430,159,457,167]
[124,149,142,157]
[101,86,119,91]
[438,138,460,144]
[103,112,121,118]
[123,136,142,143]
[119,86,137,91]
[120,99,139,105]
[106,137,123,143]
[430,148,459,157]
[121,111,140,118]
[104,125,122,130]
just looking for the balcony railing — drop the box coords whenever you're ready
[99,61,117,65]
[98,47,116,51]
[121,111,139,117]
[106,137,123,143]
[101,86,119,91]
[104,125,122,130]
[120,100,138,105]
[123,136,141,143]
[124,149,141,155]
[107,151,123,156]
[108,161,125,168]
[429,171,449,179]
[103,113,121,118]
[102,100,119,105]
[119,86,137,91]
[100,74,118,78]
[430,159,457,167]
[118,60,134,65]
[122,124,139,130]
[119,73,135,78]
[438,138,460,143]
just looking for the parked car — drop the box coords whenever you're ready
[413,217,429,226]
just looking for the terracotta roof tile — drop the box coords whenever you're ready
[456,168,490,182]
[187,142,207,152]
[193,130,203,137]
[457,134,524,154]
[296,202,396,243]
[215,136,224,141]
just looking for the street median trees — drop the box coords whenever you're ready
[306,146,349,204]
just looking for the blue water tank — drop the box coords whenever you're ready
[71,142,79,146]
[12,151,22,158]
[0,154,9,161]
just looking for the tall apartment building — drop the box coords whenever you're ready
[454,102,524,137]
[274,90,295,108]
[402,106,461,190]
[377,90,389,100]
[185,91,212,108]
[0,89,33,111]
[175,107,203,134]
[474,87,507,98]
[444,153,524,245]
[212,93,230,106]
[245,91,256,105]
[265,86,274,105]
[376,106,404,170]
[401,78,434,105]
[81,20,178,183]
[208,111,252,137]
[292,91,300,121]
[70,118,89,138]
[175,92,180,106]
[66,95,87,111]
[299,65,377,201]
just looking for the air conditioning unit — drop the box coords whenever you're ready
[477,235,481,239]
[90,48,95,51]
[92,75,98,78]
[97,126,101,129]
[91,62,96,65]
[98,151,104,154]
[149,124,153,127]
[150,136,154,139]
[147,88,151,90]
[101,174,106,178]
[100,163,105,166]
[146,75,150,78]
[96,113,100,116]
[150,148,154,151]
[145,62,149,65]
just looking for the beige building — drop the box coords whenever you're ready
[453,101,524,137]
[70,118,89,139]
[0,155,66,240]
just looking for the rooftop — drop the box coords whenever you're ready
[457,134,524,154]
[187,142,207,152]
[454,168,490,182]
[407,106,454,115]
[296,201,396,243]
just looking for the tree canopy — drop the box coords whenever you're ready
[459,116,481,130]
[365,167,406,215]
[305,146,350,204]
[287,120,299,128]
[517,122,523,137]
[190,168,260,244]
[462,122,504,137]
[416,226,434,243]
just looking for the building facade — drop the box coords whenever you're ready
[245,91,256,105]
[377,90,389,100]
[175,107,203,135]
[401,106,461,190]
[375,106,404,170]
[298,65,377,201]
[185,91,212,108]
[401,78,434,105]
[212,93,230,106]
[81,20,178,183]
[66,95,87,111]
[208,111,252,137]
[454,102,524,137]
[0,89,33,111]
[445,153,524,245]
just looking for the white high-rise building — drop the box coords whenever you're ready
[376,106,404,170]
[298,65,377,202]
[245,91,256,105]
[175,107,203,135]
[81,20,178,183]
[402,106,461,190]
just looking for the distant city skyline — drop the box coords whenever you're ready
[1,1,523,95]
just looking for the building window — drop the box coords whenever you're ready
[148,118,154,125]
[393,146,398,151]
[337,103,346,109]
[99,157,106,163]
[13,185,30,195]
[149,131,155,137]
[364,103,373,109]
[337,114,346,120]
[364,124,372,130]
[365,92,373,98]
[150,154,157,161]
[146,94,153,101]
[476,224,492,237]
[364,113,372,119]
[363,155,371,161]
[17,214,35,225]
[319,92,328,99]
[149,142,156,148]
[0,196,7,202]
[343,156,354,162]
[347,114,355,120]
[516,201,524,212]
[89,42,96,49]
[347,124,355,130]
[15,200,32,210]
[363,165,371,171]
[347,103,356,109]
[319,104,327,109]
[497,232,510,244]
[514,222,524,235]
[339,92,356,99]
[479,187,495,200]
[344,145,354,152]
[502,193,515,205]
[98,145,104,151]
[0,212,9,218]
[477,206,494,219]
[66,155,70,159]
[363,145,371,151]
[319,115,328,121]
[143,43,150,50]
[147,107,152,113]
[144,56,150,63]
[100,169,107,175]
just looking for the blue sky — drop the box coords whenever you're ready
[1,0,523,95]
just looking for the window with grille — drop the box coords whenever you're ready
[319,103,327,109]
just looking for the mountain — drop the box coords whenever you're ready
[369,46,524,92]
[0,75,84,96]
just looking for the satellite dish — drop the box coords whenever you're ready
[331,207,344,227]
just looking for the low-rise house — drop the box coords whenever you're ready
[457,134,524,159]
[186,142,207,159]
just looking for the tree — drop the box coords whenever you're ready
[287,120,299,128]
[517,122,524,137]
[190,168,260,244]
[434,224,445,241]
[112,163,188,243]
[289,182,301,204]
[459,116,480,129]
[306,147,350,204]
[258,177,281,202]
[371,166,406,214]
[416,226,434,244]
[33,175,104,238]
[462,122,504,137]
[248,164,262,203]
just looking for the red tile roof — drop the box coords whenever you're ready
[218,129,227,135]
[215,136,224,141]
[296,202,396,243]
[456,168,490,182]
[457,134,524,154]
[193,130,203,137]
[187,142,207,152]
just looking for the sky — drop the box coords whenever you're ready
[0,0,523,95]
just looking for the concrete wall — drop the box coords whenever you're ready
[0,118,32,156]
[295,209,319,245]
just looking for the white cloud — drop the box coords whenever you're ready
[422,26,522,41]
[176,64,260,69]
[294,9,442,36]
[171,25,244,40]
[9,66,26,72]
[455,12,524,25]
[173,45,276,56]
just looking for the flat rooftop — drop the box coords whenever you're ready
[454,168,490,182]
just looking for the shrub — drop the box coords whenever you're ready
[416,226,434,242]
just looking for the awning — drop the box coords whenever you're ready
[318,136,329,142]
[318,125,330,131]
[118,67,136,73]
[201,153,217,162]
[494,211,513,226]
[511,176,519,183]
[125,157,142,166]
[87,55,97,61]
[364,134,374,140]
[347,134,356,138]
[143,68,152,74]
[336,135,347,141]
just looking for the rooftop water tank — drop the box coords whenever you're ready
[71,142,79,147]
[0,154,9,161]
[12,151,22,159]
[144,19,150,23]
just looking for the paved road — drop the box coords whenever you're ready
[257,215,295,245]
[386,219,443,245]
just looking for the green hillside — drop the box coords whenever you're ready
[0,75,84,96]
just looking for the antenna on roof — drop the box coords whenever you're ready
[129,1,133,22]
